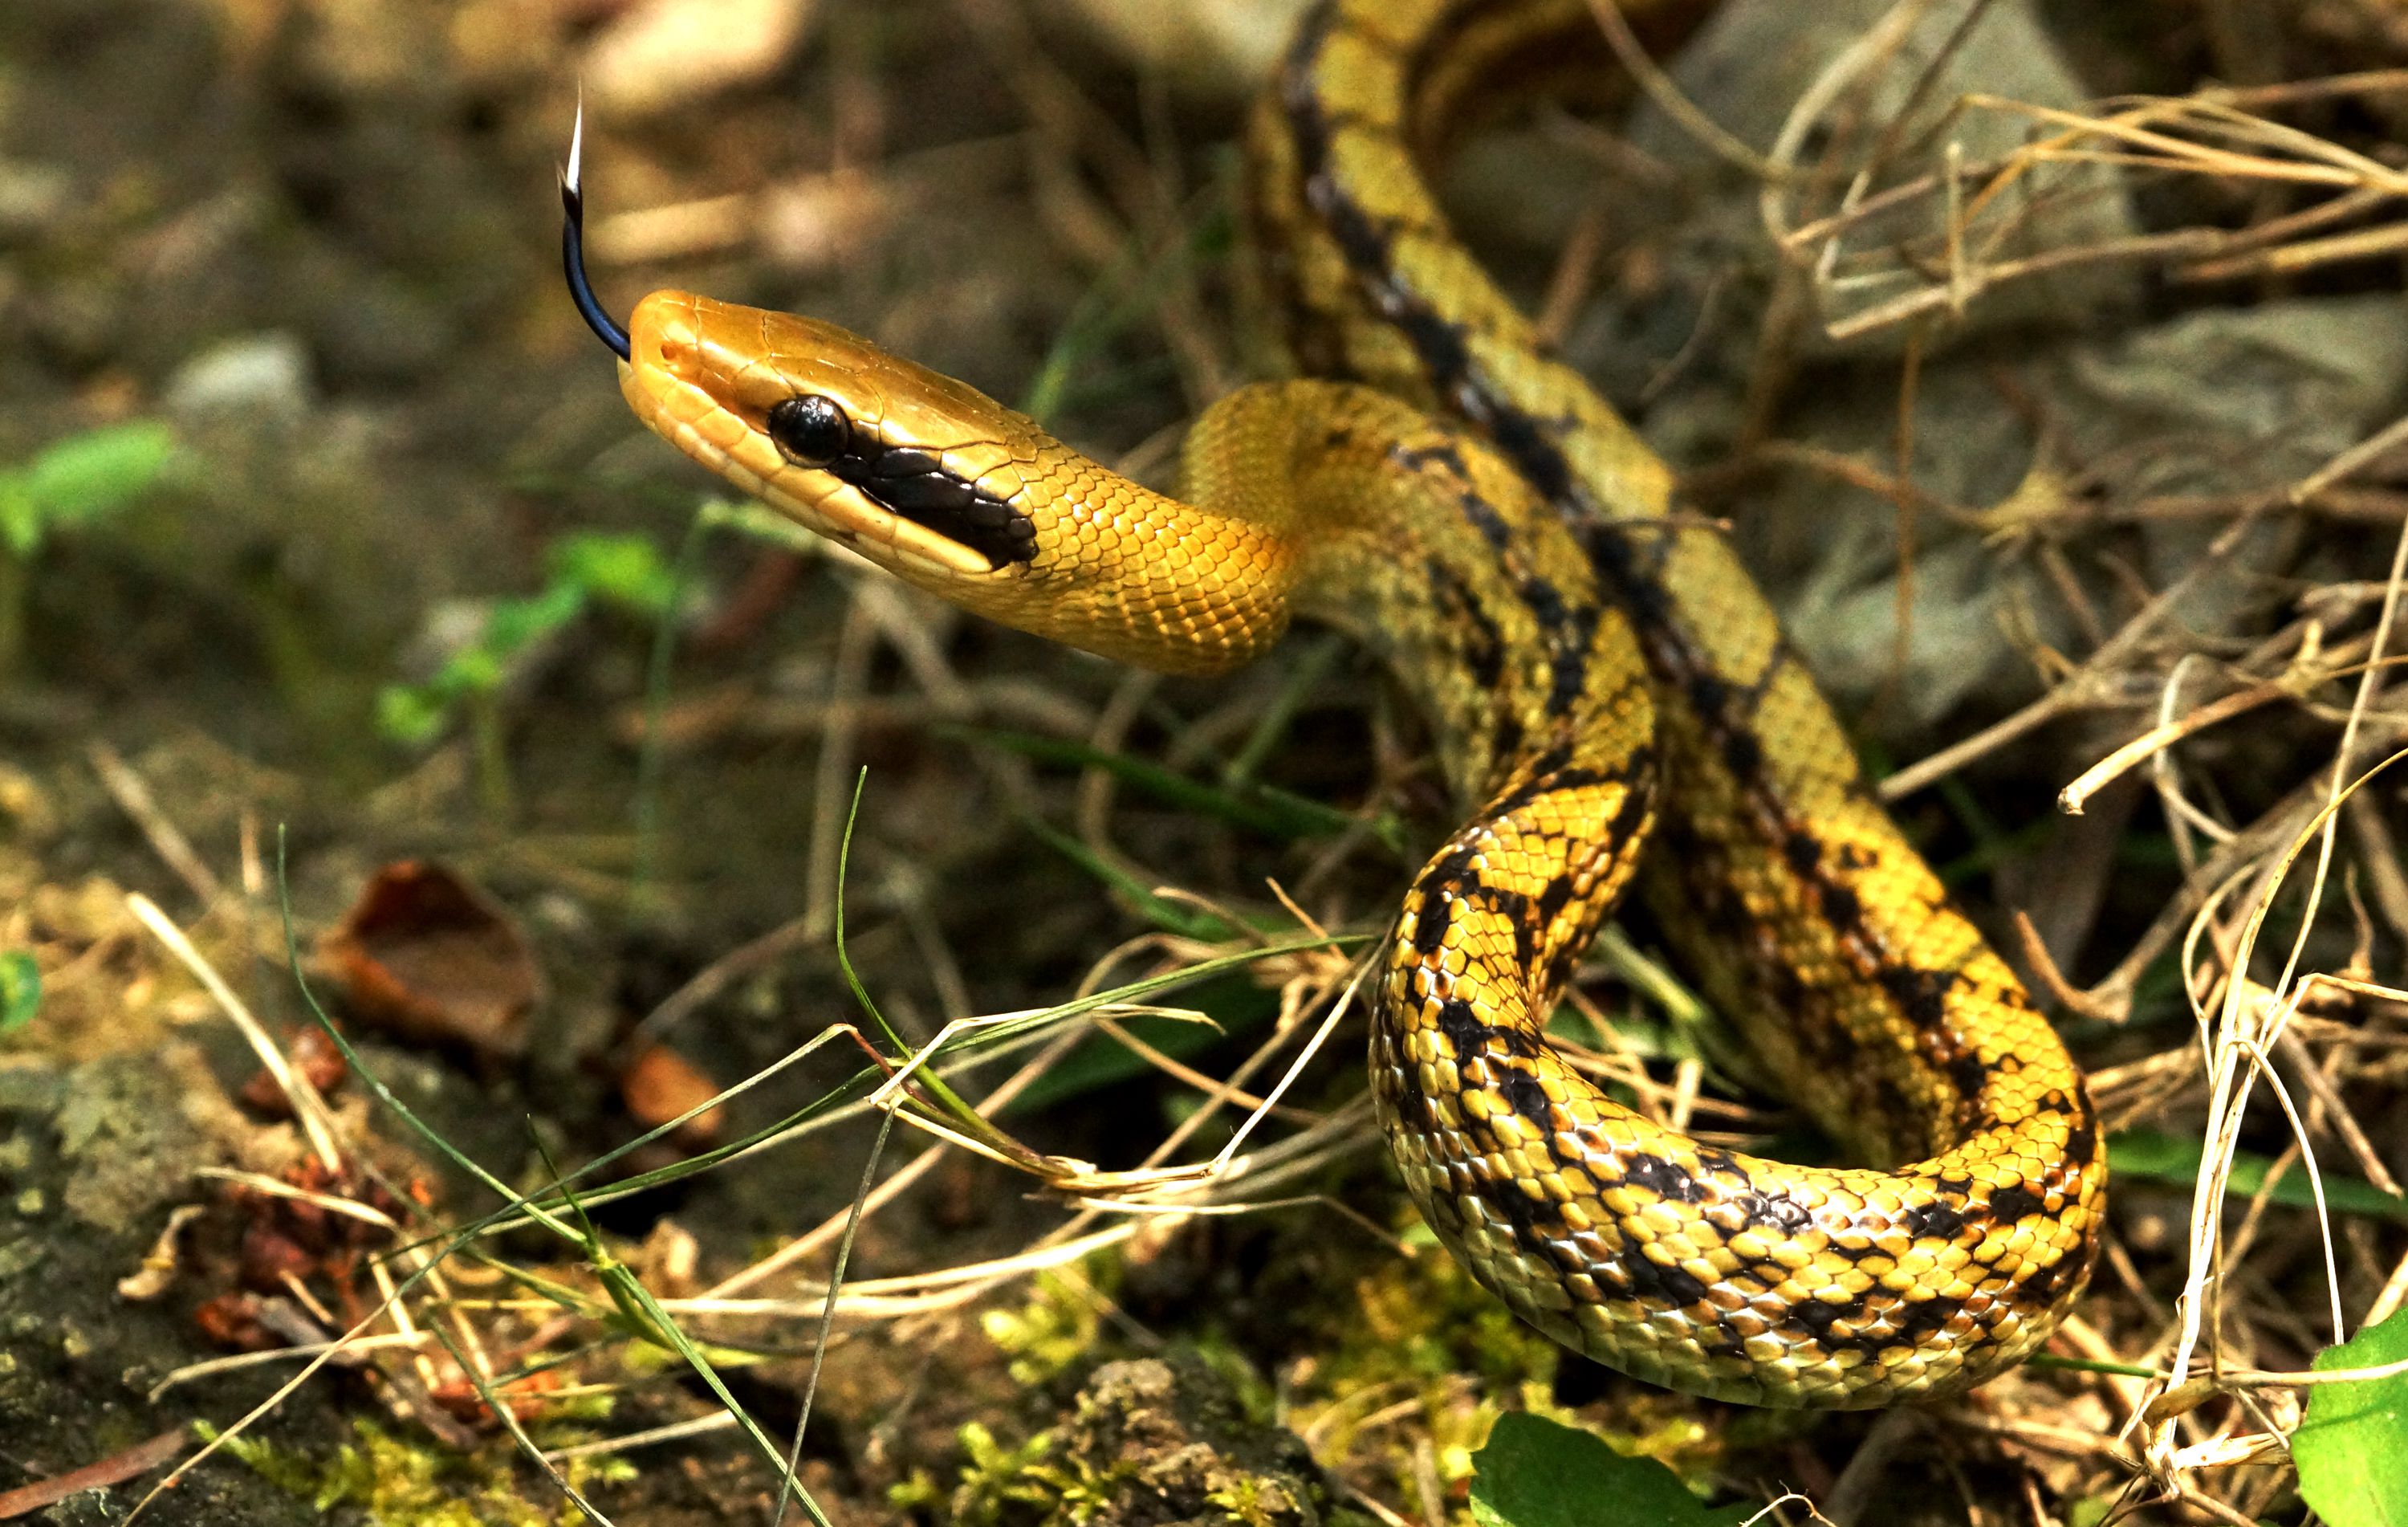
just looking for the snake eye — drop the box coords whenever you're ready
[767,394,852,466]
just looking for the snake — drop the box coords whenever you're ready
[561,0,2105,1408]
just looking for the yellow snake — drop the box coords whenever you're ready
[565,0,2105,1407]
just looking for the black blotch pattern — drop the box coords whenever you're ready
[1606,750,1656,840]
[1686,671,1729,717]
[1718,727,1765,778]
[1435,996,1487,1055]
[1535,877,1575,929]
[1491,708,1526,766]
[2062,1094,2101,1169]
[1489,1175,1552,1256]
[1946,1050,1993,1103]
[1615,1248,1708,1308]
[1495,886,1540,970]
[1987,1184,2044,1223]
[2011,1246,2076,1309]
[1391,438,1468,478]
[1427,558,1507,687]
[1621,1152,1708,1204]
[1879,965,1958,1032]
[1487,1026,1546,1060]
[1817,882,1862,932]
[1457,489,1514,550]
[1898,1297,1957,1342]
[1738,1190,1813,1235]
[1502,1070,1552,1123]
[1410,894,1454,955]
[1410,845,1479,954]
[1903,1199,1967,1241]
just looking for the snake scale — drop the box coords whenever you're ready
[566,0,2105,1407]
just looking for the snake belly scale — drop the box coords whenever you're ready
[578,0,2105,1409]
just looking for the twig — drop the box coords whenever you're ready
[89,742,222,906]
[126,893,341,1173]
[1580,0,1782,181]
[0,1428,189,1521]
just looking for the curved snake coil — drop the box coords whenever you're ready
[568,0,2105,1408]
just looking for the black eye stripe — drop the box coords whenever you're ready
[826,442,1039,570]
[764,395,1037,571]
[871,449,942,478]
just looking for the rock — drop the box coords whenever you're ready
[0,1048,325,1525]
[52,1046,245,1235]
[165,332,314,425]
[581,0,820,119]
[2059,293,2408,639]
[1630,0,2140,343]
[0,160,71,243]
[955,1354,1335,1526]
[1045,0,1312,100]
[1764,293,2408,738]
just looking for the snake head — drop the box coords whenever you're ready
[563,112,1291,674]
[620,289,1047,584]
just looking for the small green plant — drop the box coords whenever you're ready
[2294,1306,2408,1527]
[981,1255,1121,1386]
[1466,1413,1750,1527]
[0,950,39,1036]
[947,1421,1081,1526]
[0,420,180,674]
[205,1415,625,1527]
[376,530,682,811]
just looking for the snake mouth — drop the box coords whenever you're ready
[619,289,1024,581]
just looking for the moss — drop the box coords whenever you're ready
[946,1357,1344,1527]
[978,1250,1121,1387]
[1281,1220,1564,1496]
[206,1415,631,1526]
[1279,1217,1748,1501]
[947,1421,1083,1526]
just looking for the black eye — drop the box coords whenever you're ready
[767,394,851,466]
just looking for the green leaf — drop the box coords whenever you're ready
[377,579,592,746]
[548,530,679,617]
[22,421,177,527]
[480,578,587,655]
[374,684,451,747]
[1467,1414,1748,1527]
[2295,1307,2408,1527]
[2109,1130,2408,1223]
[0,951,39,1035]
[0,478,37,557]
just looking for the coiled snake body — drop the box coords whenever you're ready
[572,0,2105,1407]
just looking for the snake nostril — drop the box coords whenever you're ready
[652,334,691,374]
